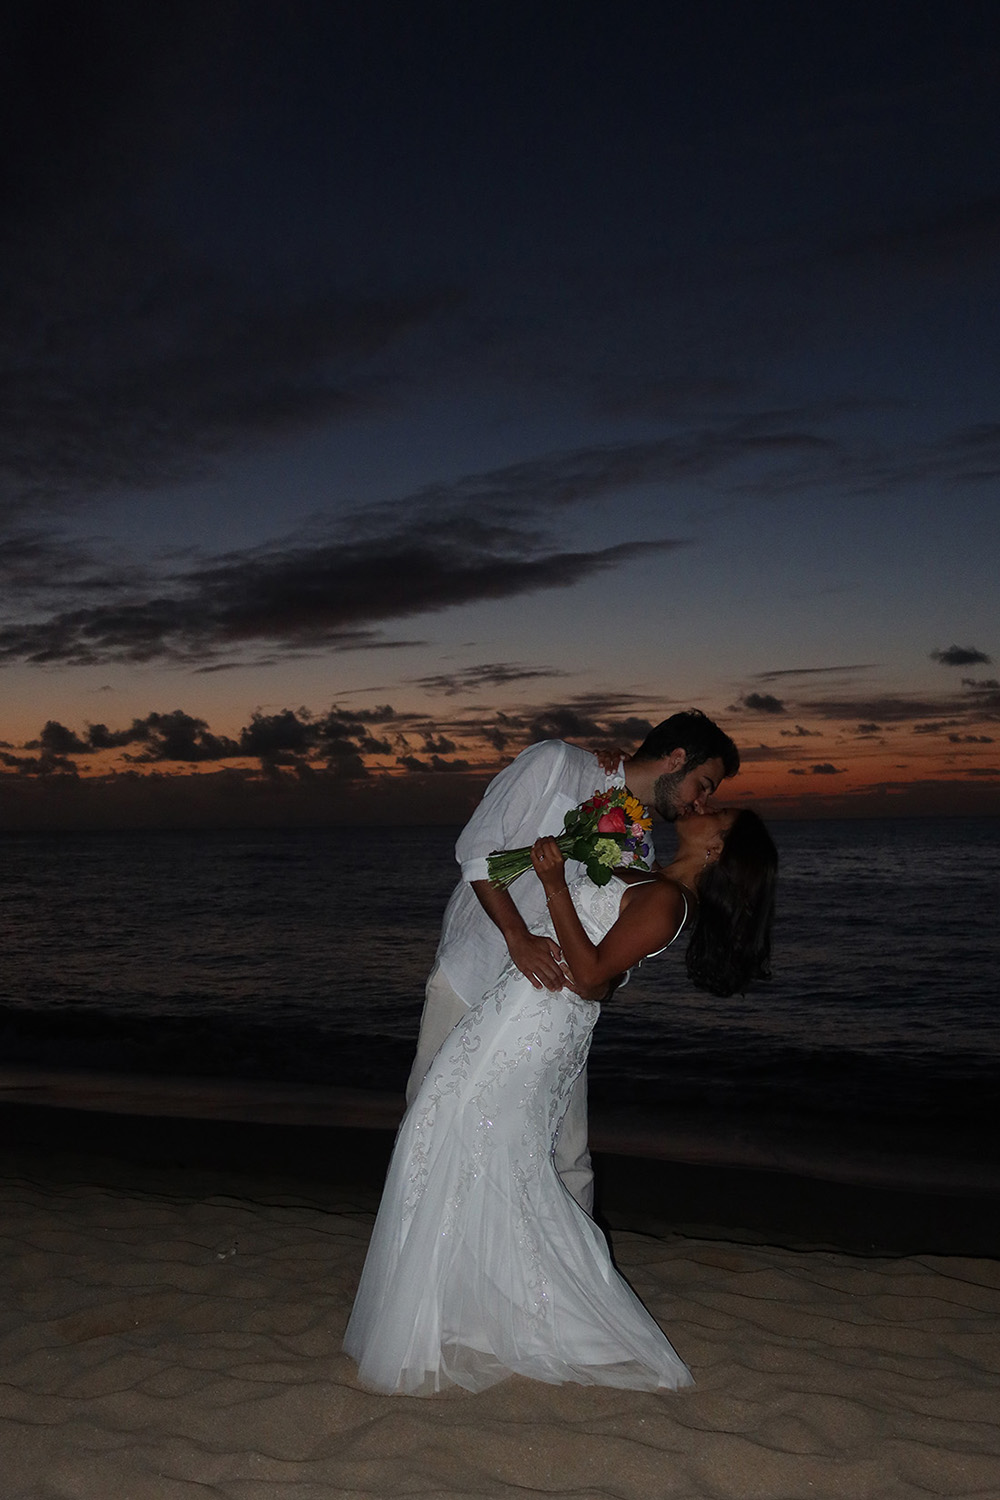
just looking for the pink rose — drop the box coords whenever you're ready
[596,807,626,834]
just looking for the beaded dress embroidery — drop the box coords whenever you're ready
[343,873,693,1395]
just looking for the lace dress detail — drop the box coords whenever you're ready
[343,874,693,1396]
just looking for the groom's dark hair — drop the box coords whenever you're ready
[632,709,739,778]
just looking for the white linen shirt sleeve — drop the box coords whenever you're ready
[435,739,613,1007]
[455,740,584,884]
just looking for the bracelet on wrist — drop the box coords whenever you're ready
[545,887,570,906]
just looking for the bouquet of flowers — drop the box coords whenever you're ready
[487,787,653,889]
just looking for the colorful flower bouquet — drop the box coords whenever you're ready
[487,787,653,889]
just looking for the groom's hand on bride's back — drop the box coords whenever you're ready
[508,930,567,990]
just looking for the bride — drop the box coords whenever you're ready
[344,806,777,1396]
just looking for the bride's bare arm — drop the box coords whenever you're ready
[529,837,682,1000]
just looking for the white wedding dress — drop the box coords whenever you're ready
[343,873,694,1396]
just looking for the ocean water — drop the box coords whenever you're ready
[3,818,998,1173]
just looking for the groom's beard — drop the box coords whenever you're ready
[651,767,692,821]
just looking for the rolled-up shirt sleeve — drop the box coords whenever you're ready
[437,739,605,1006]
[456,742,562,883]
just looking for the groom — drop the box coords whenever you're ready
[406,709,741,1213]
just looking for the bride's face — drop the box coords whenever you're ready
[676,807,737,863]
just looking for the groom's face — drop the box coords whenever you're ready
[651,754,725,821]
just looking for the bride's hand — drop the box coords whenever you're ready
[530,836,566,891]
[594,746,624,775]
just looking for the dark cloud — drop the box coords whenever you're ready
[397,753,471,774]
[239,710,316,762]
[855,723,882,735]
[949,733,994,744]
[87,722,148,750]
[912,721,963,735]
[789,763,845,775]
[931,645,993,667]
[0,530,135,598]
[1,4,997,553]
[2,268,441,523]
[855,426,1000,496]
[708,416,1000,501]
[606,717,656,744]
[238,704,402,772]
[189,633,427,673]
[779,724,822,738]
[961,680,1000,715]
[482,723,511,753]
[125,711,242,764]
[25,720,90,755]
[802,695,977,724]
[755,664,877,681]
[10,701,414,780]
[458,692,656,749]
[522,706,654,745]
[525,708,607,741]
[354,421,855,540]
[0,6,450,525]
[0,496,687,666]
[410,663,571,697]
[0,750,78,777]
[740,693,786,715]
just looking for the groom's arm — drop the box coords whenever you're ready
[469,879,567,990]
[456,741,575,990]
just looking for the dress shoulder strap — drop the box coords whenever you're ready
[644,882,690,958]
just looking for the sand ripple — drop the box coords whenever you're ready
[2,1175,999,1499]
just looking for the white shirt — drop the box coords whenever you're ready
[435,740,624,1006]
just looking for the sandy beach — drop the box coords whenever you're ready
[2,1086,999,1499]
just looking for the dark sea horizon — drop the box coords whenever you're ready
[3,816,998,1197]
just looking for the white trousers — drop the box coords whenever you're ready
[405,963,594,1215]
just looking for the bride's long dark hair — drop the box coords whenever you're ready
[685,809,777,998]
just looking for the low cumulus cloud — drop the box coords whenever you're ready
[3,689,660,785]
[788,763,845,776]
[0,750,78,777]
[12,704,410,776]
[397,753,470,774]
[739,693,787,715]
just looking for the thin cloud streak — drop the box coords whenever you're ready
[755,664,878,681]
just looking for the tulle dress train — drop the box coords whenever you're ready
[343,874,694,1396]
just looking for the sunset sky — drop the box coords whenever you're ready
[2,1,998,828]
